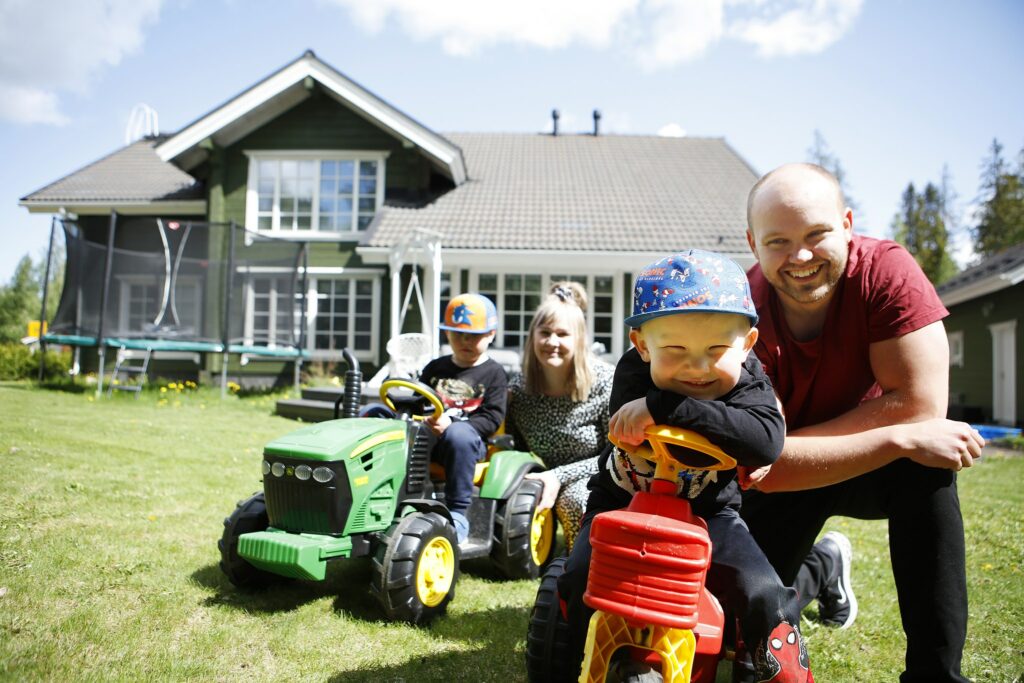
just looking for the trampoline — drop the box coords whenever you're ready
[39,213,309,395]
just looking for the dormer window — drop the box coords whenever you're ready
[245,151,387,237]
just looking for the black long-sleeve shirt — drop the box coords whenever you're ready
[419,355,507,439]
[597,347,784,515]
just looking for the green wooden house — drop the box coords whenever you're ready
[20,51,759,386]
[938,243,1024,427]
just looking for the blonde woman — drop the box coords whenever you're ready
[507,281,614,551]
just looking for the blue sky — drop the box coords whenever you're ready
[1,0,1022,283]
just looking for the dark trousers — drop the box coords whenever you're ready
[741,459,969,683]
[559,483,802,678]
[434,420,485,515]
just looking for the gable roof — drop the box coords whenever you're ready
[938,242,1024,306]
[19,137,205,215]
[154,50,466,185]
[361,133,757,256]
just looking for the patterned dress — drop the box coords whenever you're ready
[506,360,614,551]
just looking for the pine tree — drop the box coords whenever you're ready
[973,139,1024,257]
[807,129,859,212]
[892,182,958,285]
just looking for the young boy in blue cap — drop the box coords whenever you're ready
[557,250,813,682]
[419,292,507,544]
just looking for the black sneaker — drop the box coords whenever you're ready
[607,657,664,683]
[816,531,857,629]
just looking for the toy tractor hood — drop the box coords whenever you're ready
[263,418,405,462]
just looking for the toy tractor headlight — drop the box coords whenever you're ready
[294,465,312,481]
[262,460,271,476]
[312,466,335,483]
[271,462,286,477]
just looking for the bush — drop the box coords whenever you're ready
[0,343,73,381]
[994,434,1024,451]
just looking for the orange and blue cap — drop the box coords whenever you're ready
[440,293,498,334]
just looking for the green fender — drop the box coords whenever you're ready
[479,450,544,500]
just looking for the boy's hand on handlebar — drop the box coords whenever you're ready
[424,412,452,437]
[609,398,654,446]
[524,470,560,510]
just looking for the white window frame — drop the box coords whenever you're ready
[947,330,965,368]
[241,267,382,363]
[116,276,202,337]
[464,269,624,358]
[303,272,381,363]
[244,150,388,240]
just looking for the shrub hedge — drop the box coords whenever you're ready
[0,343,73,381]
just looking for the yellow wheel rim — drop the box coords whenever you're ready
[530,507,554,567]
[416,536,455,607]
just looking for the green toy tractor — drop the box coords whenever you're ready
[218,350,556,624]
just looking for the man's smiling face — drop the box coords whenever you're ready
[746,167,853,308]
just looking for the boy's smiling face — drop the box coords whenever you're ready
[630,312,758,400]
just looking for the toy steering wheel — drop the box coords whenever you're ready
[609,425,737,480]
[379,378,445,422]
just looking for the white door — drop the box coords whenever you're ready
[989,320,1017,425]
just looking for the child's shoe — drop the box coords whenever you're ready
[450,510,470,544]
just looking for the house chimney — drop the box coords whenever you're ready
[552,109,560,136]
[593,109,601,136]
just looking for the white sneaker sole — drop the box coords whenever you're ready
[822,530,858,629]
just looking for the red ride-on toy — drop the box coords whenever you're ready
[526,426,737,683]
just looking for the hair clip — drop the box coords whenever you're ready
[553,285,572,303]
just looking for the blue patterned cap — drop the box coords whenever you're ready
[626,250,758,328]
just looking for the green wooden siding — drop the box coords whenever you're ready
[945,282,1024,425]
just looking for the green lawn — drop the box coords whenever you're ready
[1,382,1021,682]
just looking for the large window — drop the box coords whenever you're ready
[473,272,619,355]
[246,152,386,236]
[244,273,380,361]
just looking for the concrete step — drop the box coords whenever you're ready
[274,398,336,422]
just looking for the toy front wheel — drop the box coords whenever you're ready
[526,556,576,683]
[371,511,460,624]
[491,478,555,580]
[218,492,287,589]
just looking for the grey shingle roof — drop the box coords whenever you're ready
[21,137,204,204]
[937,241,1024,298]
[363,133,758,255]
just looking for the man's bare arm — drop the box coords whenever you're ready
[748,322,984,492]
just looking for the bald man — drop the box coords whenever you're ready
[740,163,984,683]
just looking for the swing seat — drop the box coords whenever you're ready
[366,332,434,391]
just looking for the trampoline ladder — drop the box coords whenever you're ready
[108,347,151,397]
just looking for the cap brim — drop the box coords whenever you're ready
[625,308,758,328]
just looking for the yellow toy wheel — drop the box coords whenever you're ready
[371,511,460,624]
[416,535,456,607]
[491,477,554,579]
[530,506,555,568]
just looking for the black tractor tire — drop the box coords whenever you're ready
[491,477,555,579]
[370,511,460,625]
[218,492,285,589]
[525,556,576,683]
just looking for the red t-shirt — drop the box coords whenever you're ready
[748,235,948,431]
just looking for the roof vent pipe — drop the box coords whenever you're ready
[593,109,601,136]
[552,109,560,136]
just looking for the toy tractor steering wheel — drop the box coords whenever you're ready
[379,378,445,422]
[609,425,737,483]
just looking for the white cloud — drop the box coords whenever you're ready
[0,0,163,125]
[328,0,862,68]
[658,122,687,137]
[729,0,864,57]
[0,84,69,125]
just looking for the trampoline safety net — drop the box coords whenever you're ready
[48,217,307,356]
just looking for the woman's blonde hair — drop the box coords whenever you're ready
[522,281,595,401]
